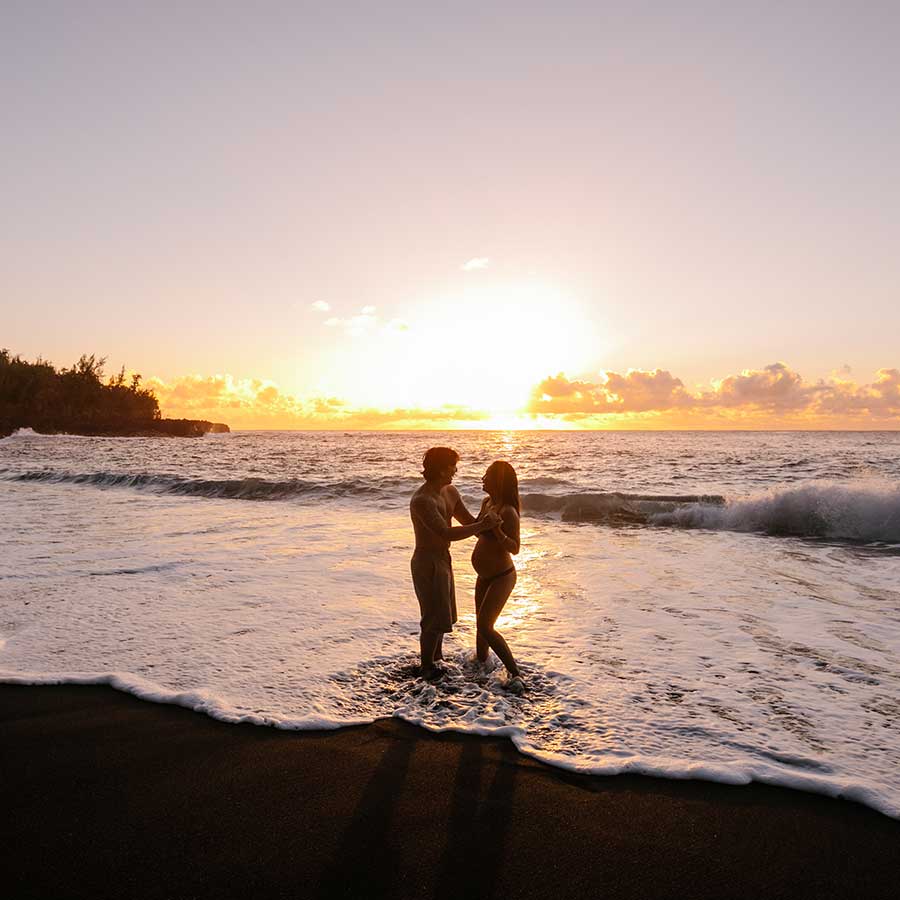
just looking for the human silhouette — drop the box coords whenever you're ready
[409,447,499,681]
[471,460,524,693]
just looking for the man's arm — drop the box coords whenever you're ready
[447,486,478,526]
[412,494,497,542]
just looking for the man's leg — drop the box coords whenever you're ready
[419,628,442,673]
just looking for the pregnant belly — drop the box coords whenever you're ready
[471,538,511,576]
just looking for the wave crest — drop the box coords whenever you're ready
[0,428,61,440]
[651,482,900,542]
[522,492,725,524]
[6,467,898,542]
[1,469,418,502]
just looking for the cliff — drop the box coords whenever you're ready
[0,419,230,439]
[149,419,231,437]
[1,352,230,438]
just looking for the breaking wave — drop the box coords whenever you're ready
[522,482,900,542]
[5,467,898,542]
[522,492,725,524]
[0,428,62,440]
[0,469,419,503]
[650,482,900,543]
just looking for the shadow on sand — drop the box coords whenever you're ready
[321,730,517,898]
[435,738,517,900]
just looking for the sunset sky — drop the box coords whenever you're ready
[3,3,899,429]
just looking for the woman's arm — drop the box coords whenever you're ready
[492,506,520,554]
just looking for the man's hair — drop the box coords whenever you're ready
[422,446,459,481]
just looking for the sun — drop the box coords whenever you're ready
[329,282,602,418]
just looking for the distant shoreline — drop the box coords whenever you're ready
[1,352,228,439]
[1,419,229,439]
[121,426,900,433]
[8,426,899,436]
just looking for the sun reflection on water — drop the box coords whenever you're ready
[495,538,545,630]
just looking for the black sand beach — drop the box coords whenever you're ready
[2,684,898,900]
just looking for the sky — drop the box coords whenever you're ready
[3,2,899,429]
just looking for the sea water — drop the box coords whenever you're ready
[1,430,899,817]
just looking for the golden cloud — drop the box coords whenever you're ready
[527,363,900,426]
[145,374,488,430]
[144,363,900,431]
[531,368,693,414]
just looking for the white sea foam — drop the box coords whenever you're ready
[651,481,900,542]
[0,670,364,730]
[2,660,895,817]
[2,432,900,818]
[1,427,58,440]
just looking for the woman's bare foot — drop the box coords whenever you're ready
[506,675,525,695]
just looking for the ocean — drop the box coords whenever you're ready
[2,429,899,817]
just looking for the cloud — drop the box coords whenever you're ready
[323,312,375,335]
[703,362,810,410]
[145,361,900,432]
[530,369,692,414]
[145,373,487,430]
[320,306,401,338]
[344,310,377,335]
[461,257,490,271]
[604,369,694,412]
[814,367,900,417]
[310,301,331,312]
[147,374,287,414]
[255,385,280,405]
[528,362,900,425]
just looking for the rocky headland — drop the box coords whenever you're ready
[0,351,230,439]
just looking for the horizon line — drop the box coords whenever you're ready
[219,427,900,434]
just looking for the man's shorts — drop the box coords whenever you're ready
[410,550,458,634]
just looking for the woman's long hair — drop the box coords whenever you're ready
[486,460,520,513]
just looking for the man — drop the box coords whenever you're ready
[410,447,499,682]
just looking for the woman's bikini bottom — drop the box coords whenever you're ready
[479,565,515,585]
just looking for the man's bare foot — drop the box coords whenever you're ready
[421,665,445,683]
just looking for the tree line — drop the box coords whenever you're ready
[0,350,162,436]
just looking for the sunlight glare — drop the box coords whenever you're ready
[330,283,602,417]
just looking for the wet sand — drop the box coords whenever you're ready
[2,684,898,899]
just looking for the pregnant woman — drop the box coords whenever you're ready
[471,460,525,694]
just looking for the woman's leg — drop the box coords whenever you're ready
[476,571,519,676]
[474,576,489,662]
